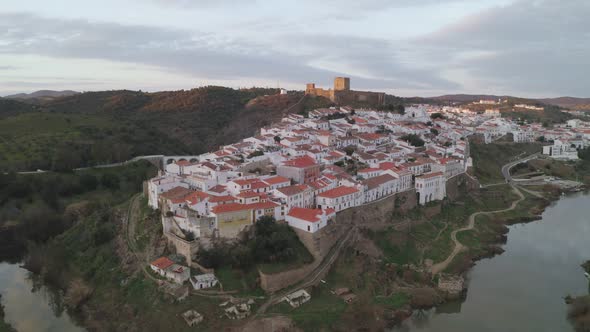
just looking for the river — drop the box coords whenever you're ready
[395,192,590,332]
[0,262,84,332]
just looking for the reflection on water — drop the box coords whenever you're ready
[0,262,84,332]
[394,192,590,332]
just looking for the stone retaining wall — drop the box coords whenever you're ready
[164,232,199,265]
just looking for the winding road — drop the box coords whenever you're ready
[430,153,538,275]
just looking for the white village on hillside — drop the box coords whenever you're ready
[143,79,590,321]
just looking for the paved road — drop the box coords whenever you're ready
[501,153,541,183]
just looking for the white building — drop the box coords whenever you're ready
[147,175,187,209]
[150,257,190,284]
[415,171,447,205]
[512,129,536,143]
[542,140,579,160]
[190,273,219,290]
[286,207,336,233]
[316,186,363,212]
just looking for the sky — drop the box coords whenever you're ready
[0,0,588,98]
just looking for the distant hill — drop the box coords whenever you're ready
[5,90,79,100]
[536,97,590,111]
[430,94,509,103]
[0,86,307,171]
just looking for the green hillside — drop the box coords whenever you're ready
[0,87,300,171]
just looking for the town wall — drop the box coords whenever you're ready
[164,231,199,265]
[292,221,344,259]
[445,173,479,201]
[337,189,417,227]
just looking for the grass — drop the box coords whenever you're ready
[366,227,420,265]
[215,267,264,297]
[374,292,409,309]
[268,284,347,331]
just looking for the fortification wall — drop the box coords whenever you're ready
[337,189,417,227]
[164,232,199,265]
[446,173,479,201]
[292,221,344,260]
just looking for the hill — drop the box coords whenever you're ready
[0,87,305,171]
[5,90,79,101]
[430,94,509,103]
[536,97,590,111]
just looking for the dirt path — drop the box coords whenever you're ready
[430,185,525,275]
[123,194,161,282]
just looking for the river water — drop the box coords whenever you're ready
[0,262,84,332]
[395,192,590,332]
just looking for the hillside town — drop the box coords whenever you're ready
[145,99,590,298]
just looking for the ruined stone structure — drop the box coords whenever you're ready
[305,77,386,105]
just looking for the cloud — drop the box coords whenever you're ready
[0,65,19,70]
[0,12,457,93]
[412,0,590,97]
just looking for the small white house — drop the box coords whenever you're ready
[286,207,336,233]
[190,273,219,290]
[283,289,311,308]
[150,257,190,284]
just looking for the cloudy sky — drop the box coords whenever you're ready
[0,0,588,97]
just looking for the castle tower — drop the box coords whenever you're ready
[334,77,350,91]
[305,83,316,94]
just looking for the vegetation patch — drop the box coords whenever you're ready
[374,292,409,309]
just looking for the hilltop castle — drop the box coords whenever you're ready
[305,77,385,105]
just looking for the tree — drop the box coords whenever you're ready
[430,128,439,136]
[343,145,355,156]
[248,150,264,158]
[430,112,444,120]
[400,134,425,147]
[274,135,281,144]
[100,173,120,190]
[79,174,98,191]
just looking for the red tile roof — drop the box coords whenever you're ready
[211,203,251,214]
[418,171,444,179]
[287,207,335,223]
[263,176,291,185]
[283,155,317,168]
[151,257,174,270]
[208,185,227,193]
[160,186,193,201]
[317,186,359,198]
[276,184,310,196]
[209,195,237,203]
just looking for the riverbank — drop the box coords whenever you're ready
[566,260,590,332]
[0,294,16,332]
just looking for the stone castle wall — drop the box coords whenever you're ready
[446,173,479,201]
[164,231,199,265]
